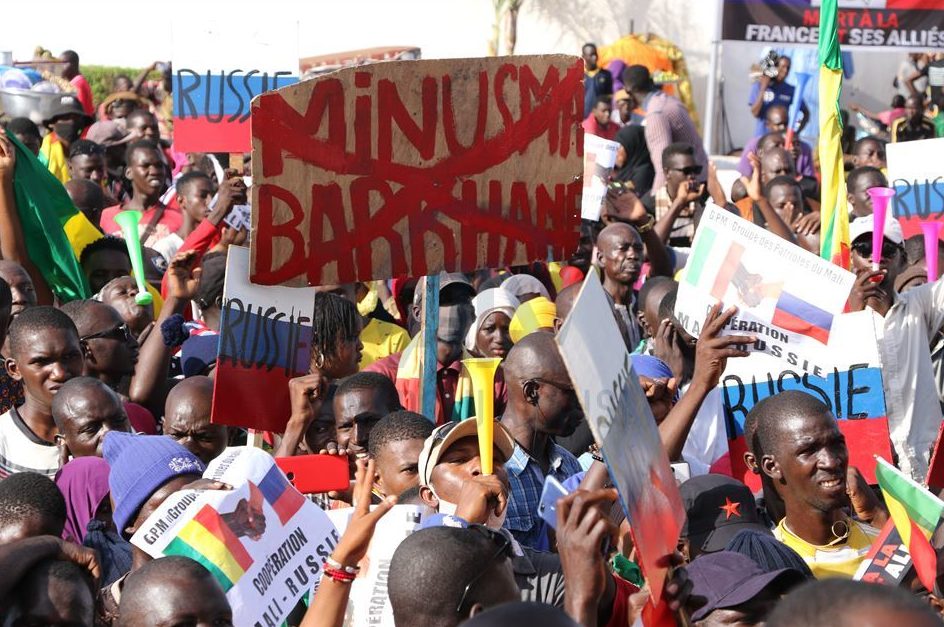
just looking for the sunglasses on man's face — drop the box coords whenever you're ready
[80,323,133,344]
[455,525,514,614]
[669,165,703,177]
[851,239,901,260]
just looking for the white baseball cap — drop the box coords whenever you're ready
[849,215,904,246]
[418,419,516,488]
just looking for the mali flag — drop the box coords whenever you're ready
[8,132,164,310]
[5,131,97,302]
[164,504,255,592]
[875,457,944,592]
[817,0,850,270]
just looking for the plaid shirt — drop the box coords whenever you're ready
[653,185,696,244]
[503,442,582,550]
[641,91,708,190]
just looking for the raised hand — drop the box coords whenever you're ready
[331,458,397,567]
[557,488,619,626]
[0,132,16,185]
[165,250,202,301]
[848,267,891,316]
[691,304,754,394]
[793,211,821,236]
[602,186,649,226]
[652,319,686,381]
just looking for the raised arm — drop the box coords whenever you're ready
[742,153,797,245]
[658,305,752,461]
[275,372,327,458]
[601,188,674,278]
[301,459,396,627]
[129,250,201,411]
[0,133,54,305]
[750,77,770,119]
[132,62,159,96]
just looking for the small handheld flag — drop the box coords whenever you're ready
[875,457,944,593]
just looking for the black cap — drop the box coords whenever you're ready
[44,94,93,126]
[680,474,770,554]
[687,551,804,621]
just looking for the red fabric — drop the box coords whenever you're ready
[604,574,640,627]
[100,203,183,239]
[909,520,939,593]
[70,75,95,116]
[160,219,222,299]
[560,265,584,288]
[124,401,157,435]
[581,114,619,140]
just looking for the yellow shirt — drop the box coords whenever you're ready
[773,518,879,579]
[39,134,70,184]
[359,318,410,369]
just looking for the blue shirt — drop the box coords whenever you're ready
[749,80,795,136]
[503,442,583,550]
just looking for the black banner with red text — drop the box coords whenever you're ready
[722,0,944,49]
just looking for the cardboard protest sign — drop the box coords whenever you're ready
[557,271,685,602]
[132,447,340,627]
[675,204,855,361]
[249,55,583,286]
[172,20,299,153]
[854,519,913,586]
[326,505,434,626]
[581,133,620,221]
[886,137,944,239]
[211,246,314,432]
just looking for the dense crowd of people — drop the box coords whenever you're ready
[0,40,941,627]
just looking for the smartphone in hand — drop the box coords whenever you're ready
[537,475,570,530]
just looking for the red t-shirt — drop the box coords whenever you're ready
[100,203,183,249]
[582,114,619,141]
[70,75,95,116]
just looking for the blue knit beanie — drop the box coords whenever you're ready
[103,432,205,538]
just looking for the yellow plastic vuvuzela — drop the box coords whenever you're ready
[112,210,154,305]
[462,357,502,475]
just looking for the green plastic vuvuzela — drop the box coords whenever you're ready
[112,210,154,305]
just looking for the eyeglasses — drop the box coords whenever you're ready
[669,165,703,177]
[455,525,514,614]
[851,239,901,260]
[80,323,133,343]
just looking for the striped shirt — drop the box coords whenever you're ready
[0,408,60,479]
[640,90,708,190]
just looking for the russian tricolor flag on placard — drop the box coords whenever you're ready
[771,291,834,344]
[172,19,299,153]
[210,246,315,433]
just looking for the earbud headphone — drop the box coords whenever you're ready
[523,381,540,406]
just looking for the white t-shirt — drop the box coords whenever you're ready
[0,408,60,479]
